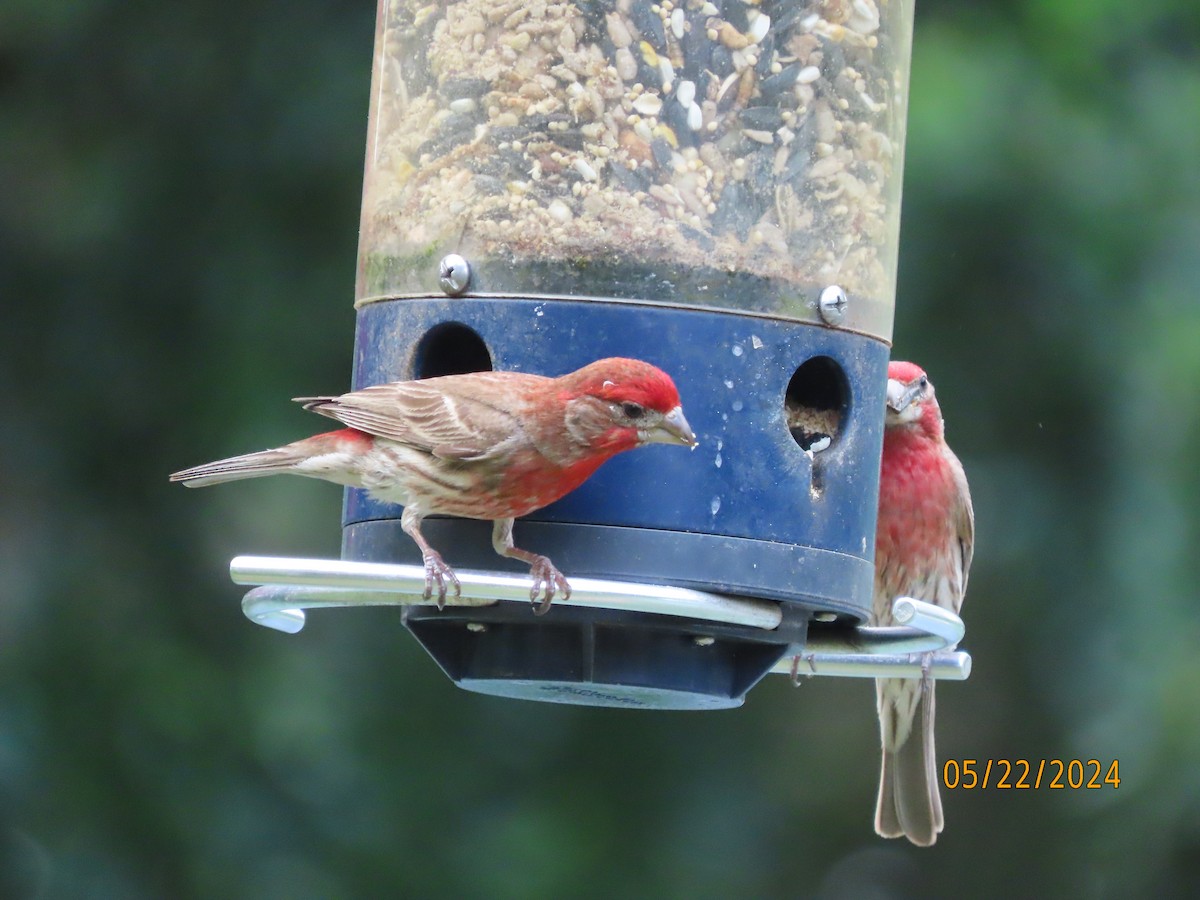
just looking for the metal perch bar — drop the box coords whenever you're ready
[773,596,970,680]
[232,556,783,630]
[770,651,972,681]
[230,556,970,681]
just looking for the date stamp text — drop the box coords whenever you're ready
[943,759,1120,789]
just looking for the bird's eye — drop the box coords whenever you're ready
[621,402,646,419]
[918,375,928,391]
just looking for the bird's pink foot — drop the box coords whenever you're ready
[421,551,461,609]
[919,651,934,692]
[789,653,816,686]
[527,556,571,615]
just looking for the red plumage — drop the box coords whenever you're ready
[171,358,697,612]
[873,360,974,846]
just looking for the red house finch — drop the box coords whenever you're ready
[873,361,974,846]
[171,357,697,612]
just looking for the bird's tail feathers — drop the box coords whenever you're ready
[875,680,942,846]
[169,446,308,487]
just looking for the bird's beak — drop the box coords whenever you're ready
[886,378,922,414]
[643,406,699,448]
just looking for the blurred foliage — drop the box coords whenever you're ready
[2,0,1199,896]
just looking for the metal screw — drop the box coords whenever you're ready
[438,254,471,295]
[818,285,848,326]
[813,611,838,623]
[694,635,715,647]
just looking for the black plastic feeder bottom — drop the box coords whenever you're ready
[402,601,805,710]
[345,517,809,709]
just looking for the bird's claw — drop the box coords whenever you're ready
[919,650,933,691]
[905,651,935,689]
[421,551,461,609]
[789,653,816,686]
[528,556,571,616]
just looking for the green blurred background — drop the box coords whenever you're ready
[2,0,1199,896]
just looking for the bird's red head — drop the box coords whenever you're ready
[566,357,683,413]
[885,360,943,438]
[887,360,926,385]
[558,358,697,450]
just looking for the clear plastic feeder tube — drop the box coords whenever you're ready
[355,0,913,341]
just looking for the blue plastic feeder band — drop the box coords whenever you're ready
[342,297,888,709]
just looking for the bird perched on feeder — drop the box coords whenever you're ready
[170,357,697,613]
[873,360,974,846]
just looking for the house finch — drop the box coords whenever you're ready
[873,361,974,846]
[170,357,697,613]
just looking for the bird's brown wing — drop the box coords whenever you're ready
[945,444,975,607]
[295,372,549,461]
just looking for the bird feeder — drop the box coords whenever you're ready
[233,0,971,708]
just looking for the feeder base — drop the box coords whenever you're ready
[403,601,800,710]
